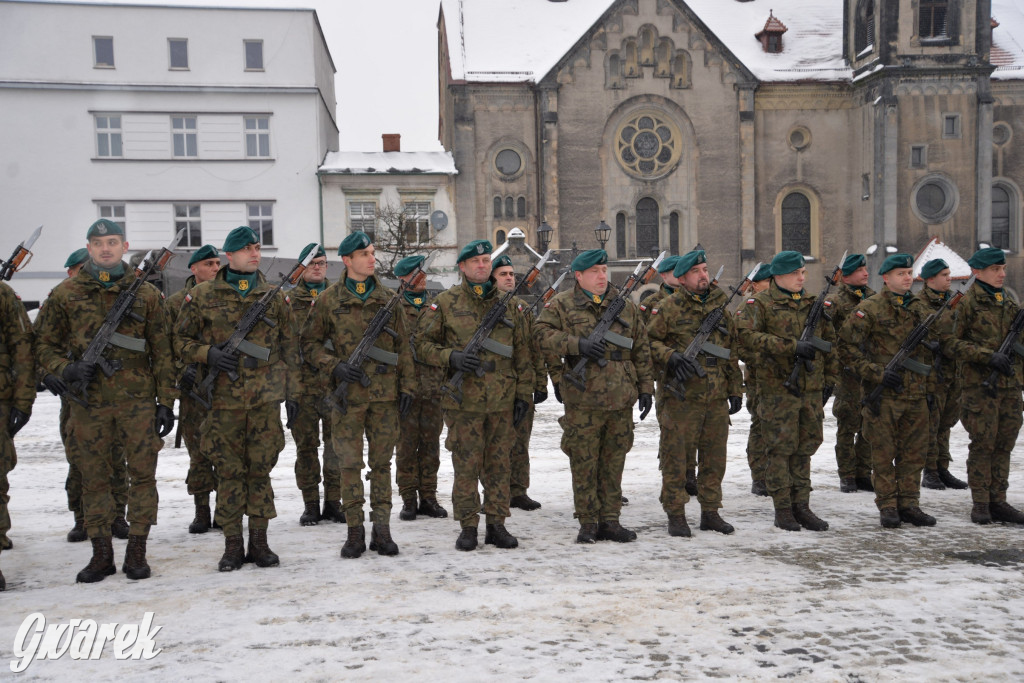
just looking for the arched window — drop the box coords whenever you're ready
[671,51,691,88]
[636,197,660,258]
[639,26,656,66]
[495,229,506,245]
[669,212,680,254]
[505,196,514,219]
[781,192,811,254]
[992,184,1018,252]
[493,196,502,219]
[615,212,627,259]
[606,52,623,89]
[517,196,526,218]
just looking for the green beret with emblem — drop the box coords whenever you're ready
[457,239,493,263]
[491,254,513,271]
[394,254,425,277]
[64,248,89,269]
[672,250,706,279]
[222,226,259,252]
[86,219,124,239]
[571,249,608,272]
[968,246,1006,269]
[338,231,372,257]
[298,242,326,263]
[187,244,220,267]
[753,262,774,282]
[879,253,913,275]
[920,258,949,280]
[771,251,805,276]
[657,255,681,274]
[841,253,866,276]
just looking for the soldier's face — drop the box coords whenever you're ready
[190,257,221,284]
[925,269,952,292]
[226,242,261,273]
[87,236,126,269]
[492,265,516,293]
[680,262,709,294]
[774,268,805,292]
[842,266,869,287]
[459,254,492,283]
[660,271,681,288]
[303,256,328,284]
[575,264,608,294]
[399,270,425,293]
[343,246,376,281]
[883,267,914,294]
[975,264,1006,289]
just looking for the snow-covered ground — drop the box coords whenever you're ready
[2,389,1024,680]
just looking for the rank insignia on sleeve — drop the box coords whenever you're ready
[430,303,438,310]
[855,310,865,318]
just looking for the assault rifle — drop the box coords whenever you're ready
[563,252,666,392]
[665,263,761,401]
[441,249,552,405]
[0,226,42,281]
[327,257,430,414]
[782,251,846,397]
[981,284,1024,398]
[66,230,183,406]
[190,245,318,409]
[528,268,569,318]
[863,275,974,415]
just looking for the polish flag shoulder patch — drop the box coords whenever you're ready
[544,302,552,308]
[517,303,523,312]
[824,300,832,307]
[639,304,647,312]
[651,308,660,315]
[746,298,755,304]
[855,310,865,318]
[184,293,192,303]
[430,302,439,311]
[284,295,291,305]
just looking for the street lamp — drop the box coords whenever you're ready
[537,221,553,251]
[594,220,611,249]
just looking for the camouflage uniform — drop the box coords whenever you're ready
[174,267,297,537]
[734,298,767,486]
[647,285,742,514]
[300,275,414,527]
[535,283,654,525]
[415,279,534,529]
[914,286,963,473]
[830,283,876,482]
[838,288,933,512]
[509,295,549,500]
[35,264,175,540]
[0,283,35,551]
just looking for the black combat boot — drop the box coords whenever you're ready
[899,507,937,527]
[189,503,213,534]
[921,469,945,490]
[621,495,629,505]
[67,518,87,543]
[938,468,968,490]
[667,513,691,538]
[76,536,116,583]
[509,494,542,511]
[773,507,801,531]
[879,507,901,528]
[485,523,519,548]
[111,510,129,540]
[456,526,478,551]
[970,502,992,524]
[990,501,1024,524]
[855,476,874,492]
[340,525,366,559]
[750,480,769,497]
[685,469,698,496]
[839,477,858,493]
[399,497,418,521]
[369,523,399,555]
[299,500,321,526]
[576,523,598,544]
[792,503,829,531]
[596,520,637,543]
[322,500,345,523]
[218,535,245,572]
[700,510,735,534]
[418,498,448,518]
[122,535,151,580]
[246,528,280,567]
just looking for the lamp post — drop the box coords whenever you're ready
[595,219,611,250]
[537,221,553,252]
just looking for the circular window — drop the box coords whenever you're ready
[615,110,682,179]
[993,122,1012,147]
[495,149,522,177]
[912,175,959,224]
[788,126,811,151]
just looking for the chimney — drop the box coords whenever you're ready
[382,134,401,152]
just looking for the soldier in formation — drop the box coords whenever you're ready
[737,262,772,496]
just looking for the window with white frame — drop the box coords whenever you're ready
[349,201,377,240]
[174,204,202,248]
[403,202,432,245]
[248,203,274,246]
[95,115,123,157]
[93,36,114,68]
[168,38,188,70]
[244,40,264,70]
[172,116,198,157]
[245,117,270,157]
[97,204,126,233]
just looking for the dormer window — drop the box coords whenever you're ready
[755,10,788,54]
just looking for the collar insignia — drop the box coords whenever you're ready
[473,284,483,295]
[238,279,249,291]
[310,289,318,298]
[99,271,110,282]
[356,282,366,294]
[792,293,801,300]
[414,297,423,305]
[895,295,903,305]
[996,292,1004,302]
[592,294,601,304]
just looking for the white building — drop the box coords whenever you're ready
[0,0,338,302]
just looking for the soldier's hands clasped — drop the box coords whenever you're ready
[668,352,698,382]
[795,340,817,360]
[207,344,239,373]
[42,373,68,396]
[398,393,413,418]
[728,395,742,415]
[284,400,299,429]
[988,351,1014,377]
[637,392,653,420]
[512,398,530,426]
[8,408,30,437]
[332,361,365,384]
[62,361,97,383]
[154,404,175,438]
[578,337,607,361]
[448,350,481,373]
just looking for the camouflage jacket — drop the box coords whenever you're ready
[300,275,415,405]
[289,279,331,398]
[638,285,675,324]
[950,281,1024,391]
[401,292,445,398]
[415,279,534,413]
[174,266,297,408]
[514,294,550,394]
[735,280,839,395]
[165,274,196,325]
[913,285,960,386]
[534,282,654,411]
[838,286,935,399]
[0,282,36,413]
[647,284,742,401]
[831,282,876,400]
[35,263,176,407]
[733,297,759,395]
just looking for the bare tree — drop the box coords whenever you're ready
[370,202,441,278]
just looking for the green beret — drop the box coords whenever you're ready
[968,247,1006,269]
[672,250,707,279]
[222,226,259,252]
[63,248,89,269]
[841,253,866,276]
[879,253,914,275]
[491,254,513,271]
[753,262,774,282]
[571,249,608,272]
[457,239,493,263]
[770,251,805,276]
[86,219,124,239]
[298,242,326,263]
[657,255,681,274]
[339,231,373,257]
[187,244,220,267]
[394,254,425,277]
[920,258,949,280]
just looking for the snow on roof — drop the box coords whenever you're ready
[319,151,457,175]
[913,237,972,280]
[991,0,1024,80]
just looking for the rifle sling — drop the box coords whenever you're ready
[480,337,514,358]
[236,338,271,361]
[109,332,146,353]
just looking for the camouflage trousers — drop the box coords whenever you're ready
[660,394,729,513]
[861,396,928,511]
[396,394,443,502]
[510,404,535,498]
[59,398,127,521]
[926,379,962,471]
[559,406,633,524]
[331,400,398,527]
[961,387,1022,504]
[291,395,339,503]
[745,388,768,484]
[832,395,872,480]
[0,403,15,543]
[758,392,823,509]
[444,408,513,528]
[201,403,283,536]
[66,401,162,539]
[180,394,216,501]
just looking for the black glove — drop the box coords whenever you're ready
[553,382,563,404]
[822,384,835,406]
[668,352,699,383]
[449,350,481,373]
[728,395,742,415]
[62,361,97,384]
[988,351,1014,377]
[512,398,530,426]
[533,390,548,405]
[42,373,68,396]
[8,408,30,437]
[399,393,413,418]
[795,340,817,360]
[638,393,653,420]
[332,361,365,384]
[154,404,175,438]
[578,337,607,361]
[285,400,299,429]
[881,368,903,390]
[926,393,937,412]
[207,344,239,373]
